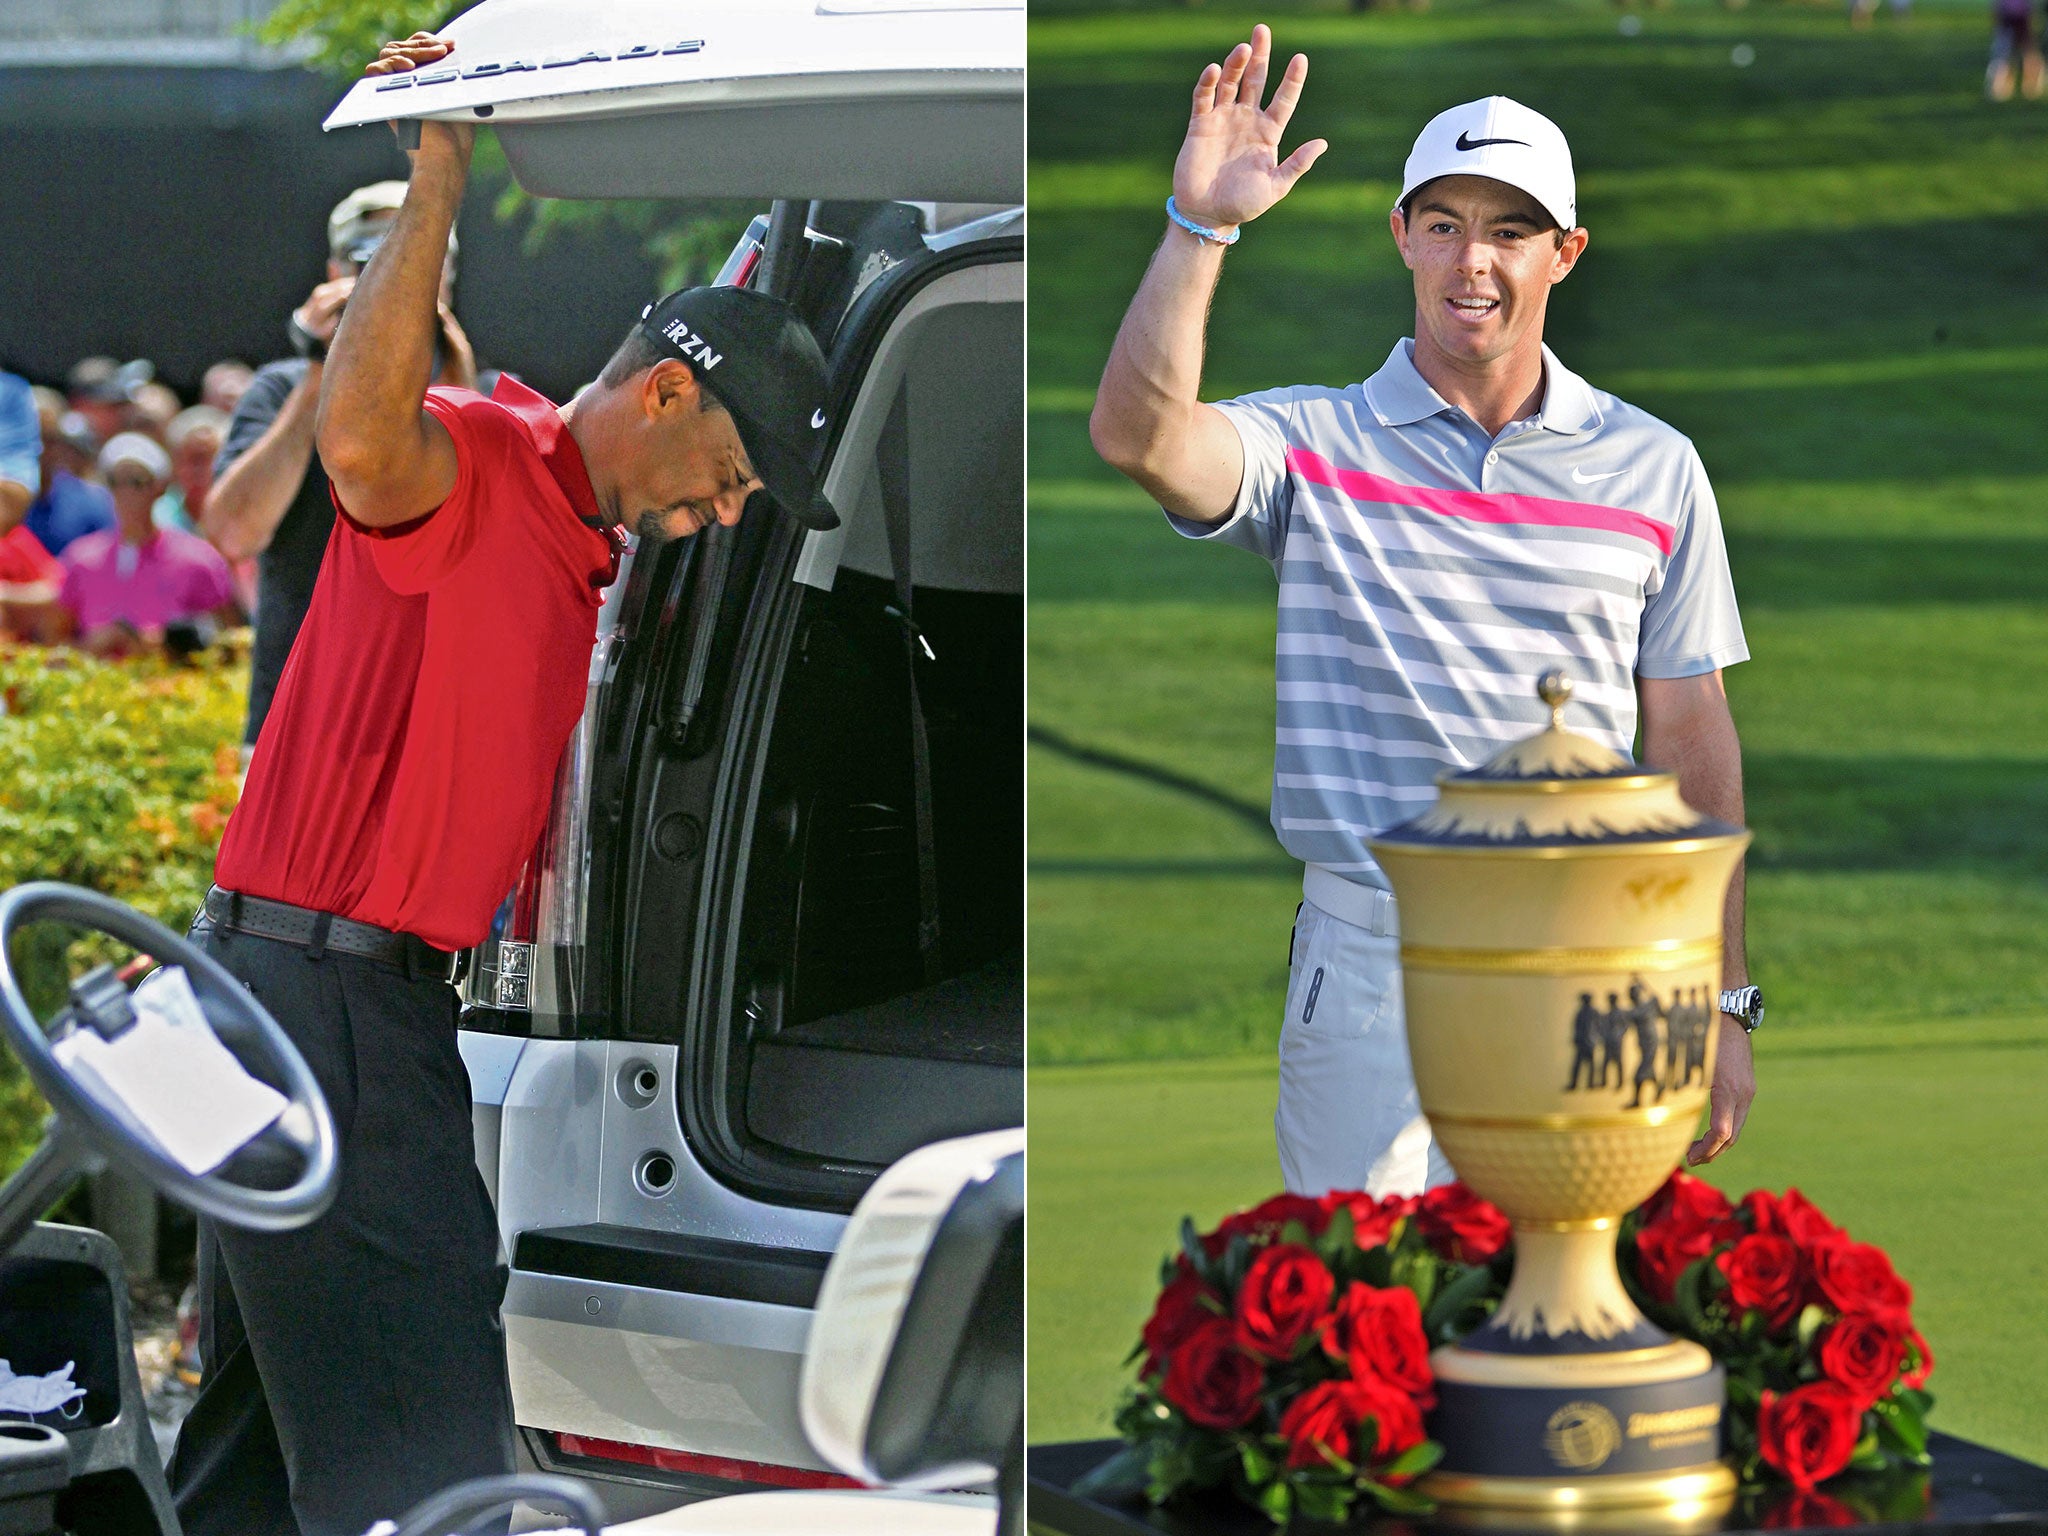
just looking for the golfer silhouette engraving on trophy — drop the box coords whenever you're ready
[1368,672,1751,1522]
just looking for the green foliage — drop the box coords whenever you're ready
[0,646,246,1178]
[256,0,468,80]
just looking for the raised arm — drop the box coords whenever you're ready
[1639,669,1752,1167]
[1088,25,1326,524]
[314,34,472,528]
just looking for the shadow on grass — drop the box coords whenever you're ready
[1032,722,2048,879]
[1747,754,2048,873]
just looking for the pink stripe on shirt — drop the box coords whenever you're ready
[1285,446,1676,556]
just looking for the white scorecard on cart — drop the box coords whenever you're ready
[52,966,288,1177]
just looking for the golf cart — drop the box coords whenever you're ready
[0,883,1021,1535]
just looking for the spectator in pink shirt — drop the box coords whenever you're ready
[51,432,241,656]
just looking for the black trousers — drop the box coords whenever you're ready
[165,917,516,1536]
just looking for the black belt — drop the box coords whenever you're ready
[203,887,464,984]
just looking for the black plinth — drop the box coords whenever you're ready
[1028,1435,2048,1535]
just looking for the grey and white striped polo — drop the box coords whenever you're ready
[1168,339,1747,890]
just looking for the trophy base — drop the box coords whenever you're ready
[1422,1336,1733,1518]
[1418,1463,1737,1531]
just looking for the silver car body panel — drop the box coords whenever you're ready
[462,1034,842,1468]
[504,1272,819,1470]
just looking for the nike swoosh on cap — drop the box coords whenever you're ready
[1571,465,1627,484]
[1456,131,1531,151]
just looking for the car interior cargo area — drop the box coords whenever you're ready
[737,295,1023,1171]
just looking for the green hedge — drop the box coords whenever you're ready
[0,644,247,1176]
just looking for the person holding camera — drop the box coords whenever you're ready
[202,183,475,752]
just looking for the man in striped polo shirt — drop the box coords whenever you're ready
[1090,26,1756,1197]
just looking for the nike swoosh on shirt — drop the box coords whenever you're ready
[1571,465,1628,484]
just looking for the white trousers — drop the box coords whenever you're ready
[1274,882,1457,1200]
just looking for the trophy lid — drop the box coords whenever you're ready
[1369,671,1745,849]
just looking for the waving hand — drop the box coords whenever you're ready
[1174,25,1328,232]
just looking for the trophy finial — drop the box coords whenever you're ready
[1537,670,1572,727]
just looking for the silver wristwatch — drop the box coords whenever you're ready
[1719,985,1764,1034]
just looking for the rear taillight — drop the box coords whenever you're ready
[548,1432,865,1491]
[502,822,553,947]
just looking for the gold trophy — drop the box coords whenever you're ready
[1367,673,1749,1525]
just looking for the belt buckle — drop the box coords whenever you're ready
[445,947,470,988]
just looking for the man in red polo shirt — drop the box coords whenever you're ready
[167,33,838,1536]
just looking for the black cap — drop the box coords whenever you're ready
[637,287,838,531]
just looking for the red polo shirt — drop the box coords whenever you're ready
[215,377,617,951]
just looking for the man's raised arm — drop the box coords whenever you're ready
[314,34,470,528]
[1088,24,1325,524]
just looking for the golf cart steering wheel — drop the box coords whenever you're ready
[0,882,339,1242]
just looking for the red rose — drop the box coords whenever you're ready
[1717,1234,1805,1331]
[1218,1193,1330,1244]
[1903,1328,1936,1389]
[1160,1317,1265,1431]
[1142,1270,1223,1375]
[1279,1380,1362,1470]
[1277,1376,1427,1473]
[1818,1314,1908,1408]
[1809,1237,1912,1325]
[1350,1372,1428,1467]
[1635,1216,1738,1306]
[1233,1243,1336,1360]
[1640,1171,1735,1232]
[1416,1183,1512,1265]
[1321,1190,1418,1250]
[1324,1282,1435,1403]
[1757,1383,1865,1493]
[1740,1188,1783,1235]
[1777,1188,1845,1249]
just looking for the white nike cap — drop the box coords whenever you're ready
[1397,97,1577,233]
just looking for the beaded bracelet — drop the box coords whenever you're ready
[1165,196,1241,247]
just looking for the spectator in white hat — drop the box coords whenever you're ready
[49,432,240,655]
[1090,27,1757,1198]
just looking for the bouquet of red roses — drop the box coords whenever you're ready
[1078,1175,1934,1526]
[1074,1183,1512,1524]
[1620,1174,1935,1498]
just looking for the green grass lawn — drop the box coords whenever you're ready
[1026,0,2048,1468]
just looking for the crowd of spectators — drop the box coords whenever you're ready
[2,179,480,768]
[0,355,253,656]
